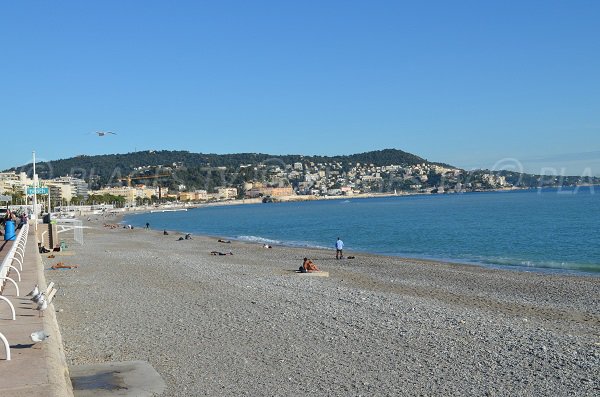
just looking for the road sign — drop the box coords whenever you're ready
[27,187,49,195]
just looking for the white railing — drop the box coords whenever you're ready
[0,222,29,360]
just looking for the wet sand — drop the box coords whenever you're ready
[46,220,599,396]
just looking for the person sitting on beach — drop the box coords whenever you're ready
[299,257,320,273]
[163,230,169,235]
[218,239,231,243]
[185,233,192,240]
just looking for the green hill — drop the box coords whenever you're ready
[5,148,446,189]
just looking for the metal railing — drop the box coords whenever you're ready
[0,222,29,360]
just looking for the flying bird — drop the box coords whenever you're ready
[95,131,116,137]
[30,330,51,343]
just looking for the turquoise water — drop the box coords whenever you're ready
[124,188,600,275]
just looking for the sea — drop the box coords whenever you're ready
[123,187,600,275]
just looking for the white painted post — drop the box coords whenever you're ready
[0,277,20,296]
[0,296,16,320]
[0,332,10,360]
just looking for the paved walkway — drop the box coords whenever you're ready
[0,228,73,397]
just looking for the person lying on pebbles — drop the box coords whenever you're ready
[51,262,79,270]
[210,251,233,256]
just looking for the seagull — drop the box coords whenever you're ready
[31,291,45,304]
[30,330,51,343]
[26,285,39,297]
[36,299,48,317]
[95,131,116,136]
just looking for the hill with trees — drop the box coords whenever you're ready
[4,148,597,195]
[4,149,442,189]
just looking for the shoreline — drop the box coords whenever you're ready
[115,211,600,278]
[47,220,600,396]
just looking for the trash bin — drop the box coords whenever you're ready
[4,220,15,241]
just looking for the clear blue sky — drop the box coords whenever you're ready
[1,1,599,176]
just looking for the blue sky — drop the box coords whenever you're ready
[1,1,599,176]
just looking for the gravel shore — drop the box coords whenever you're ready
[46,220,599,396]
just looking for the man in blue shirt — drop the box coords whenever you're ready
[335,237,344,259]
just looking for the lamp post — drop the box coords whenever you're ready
[32,151,38,231]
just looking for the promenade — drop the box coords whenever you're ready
[0,227,73,397]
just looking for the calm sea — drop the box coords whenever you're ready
[124,188,600,275]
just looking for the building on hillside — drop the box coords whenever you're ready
[340,186,354,195]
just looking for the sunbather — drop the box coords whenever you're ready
[300,257,320,273]
[210,251,233,256]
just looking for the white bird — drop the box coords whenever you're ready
[36,299,48,317]
[30,330,51,343]
[95,131,116,136]
[26,285,39,297]
[31,292,45,304]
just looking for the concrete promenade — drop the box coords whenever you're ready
[0,228,73,397]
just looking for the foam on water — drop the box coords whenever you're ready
[236,235,282,245]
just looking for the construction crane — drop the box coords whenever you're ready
[119,173,172,199]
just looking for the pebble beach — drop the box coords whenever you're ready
[46,219,599,396]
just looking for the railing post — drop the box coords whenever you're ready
[0,332,10,360]
[0,296,16,320]
[0,277,20,296]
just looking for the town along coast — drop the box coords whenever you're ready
[48,218,599,396]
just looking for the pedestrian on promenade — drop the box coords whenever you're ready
[335,237,344,259]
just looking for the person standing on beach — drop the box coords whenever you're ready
[335,237,344,259]
[145,222,150,229]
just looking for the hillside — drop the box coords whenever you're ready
[5,148,444,188]
[6,149,595,195]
